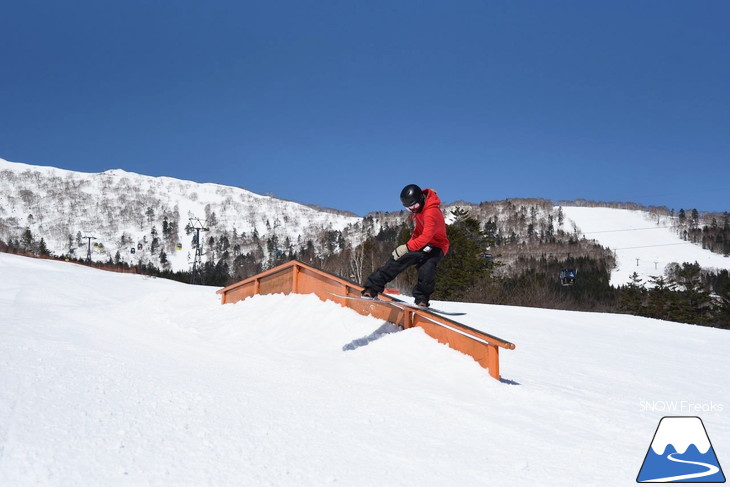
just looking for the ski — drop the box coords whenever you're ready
[328,292,466,316]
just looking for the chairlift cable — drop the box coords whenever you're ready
[492,241,695,257]
[612,242,694,251]
[581,226,673,234]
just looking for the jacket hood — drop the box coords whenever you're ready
[422,188,441,210]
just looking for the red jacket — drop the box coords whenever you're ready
[406,188,450,255]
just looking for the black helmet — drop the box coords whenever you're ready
[400,184,424,211]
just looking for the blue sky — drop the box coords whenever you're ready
[1,0,728,216]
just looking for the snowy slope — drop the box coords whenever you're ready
[562,206,730,286]
[0,157,362,271]
[1,252,728,486]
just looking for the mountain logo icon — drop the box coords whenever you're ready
[637,416,725,483]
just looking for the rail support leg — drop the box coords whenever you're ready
[487,344,500,380]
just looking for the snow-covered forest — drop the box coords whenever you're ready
[2,157,729,326]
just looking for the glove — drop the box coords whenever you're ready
[392,244,409,260]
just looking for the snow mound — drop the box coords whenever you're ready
[1,252,728,486]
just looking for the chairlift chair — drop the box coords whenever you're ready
[560,268,577,286]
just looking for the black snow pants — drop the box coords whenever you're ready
[363,247,444,305]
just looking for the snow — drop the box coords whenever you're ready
[0,157,362,272]
[1,252,728,486]
[650,417,711,455]
[561,206,730,286]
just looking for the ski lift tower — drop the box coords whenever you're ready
[83,235,97,262]
[189,218,209,284]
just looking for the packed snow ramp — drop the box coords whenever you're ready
[217,260,515,380]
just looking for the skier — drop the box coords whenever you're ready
[361,184,450,307]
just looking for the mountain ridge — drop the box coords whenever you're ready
[1,157,728,287]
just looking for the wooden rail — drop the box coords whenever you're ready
[217,260,515,380]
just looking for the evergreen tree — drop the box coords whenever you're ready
[712,271,730,328]
[646,275,672,320]
[21,228,33,251]
[38,237,50,256]
[435,208,493,301]
[619,271,645,314]
[690,208,700,228]
[150,226,160,254]
[668,262,712,324]
[678,209,686,225]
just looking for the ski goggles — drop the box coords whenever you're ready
[406,202,421,212]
